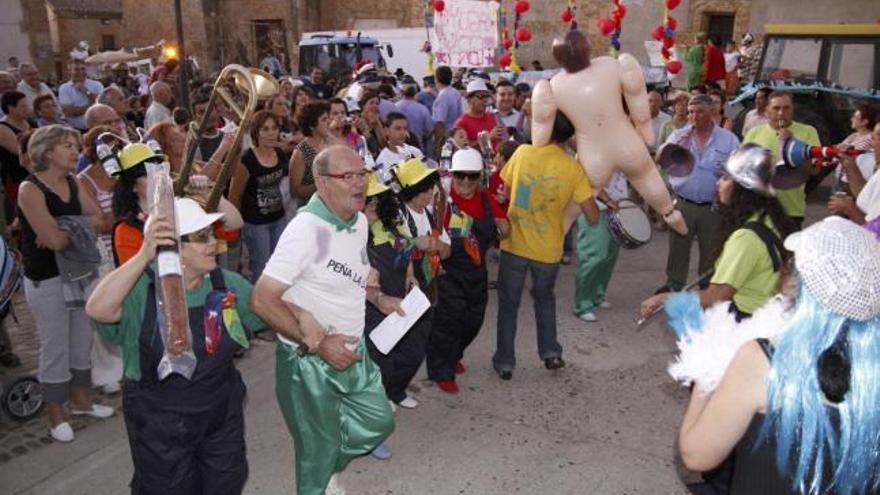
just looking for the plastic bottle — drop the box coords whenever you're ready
[96,143,121,176]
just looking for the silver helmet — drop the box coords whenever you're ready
[724,144,776,197]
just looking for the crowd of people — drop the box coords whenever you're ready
[0,45,879,495]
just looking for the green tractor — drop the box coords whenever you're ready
[731,24,880,193]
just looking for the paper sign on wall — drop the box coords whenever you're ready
[430,0,500,68]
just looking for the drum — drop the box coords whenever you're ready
[606,199,652,249]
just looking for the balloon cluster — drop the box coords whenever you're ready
[560,0,577,29]
[651,0,683,74]
[499,0,532,74]
[598,0,626,56]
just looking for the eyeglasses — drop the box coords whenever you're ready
[181,227,215,244]
[321,170,369,183]
[453,171,481,181]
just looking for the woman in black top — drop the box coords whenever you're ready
[0,91,32,220]
[17,125,110,442]
[677,218,880,495]
[230,110,288,282]
[289,101,335,201]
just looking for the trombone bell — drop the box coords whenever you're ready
[235,68,280,100]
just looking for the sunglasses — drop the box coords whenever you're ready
[453,171,481,181]
[181,227,215,244]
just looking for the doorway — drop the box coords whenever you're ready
[705,13,735,44]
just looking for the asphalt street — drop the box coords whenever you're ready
[2,198,828,495]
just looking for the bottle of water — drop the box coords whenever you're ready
[96,143,121,176]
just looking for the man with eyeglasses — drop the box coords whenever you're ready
[75,103,130,173]
[58,59,104,131]
[252,145,393,495]
[453,79,505,150]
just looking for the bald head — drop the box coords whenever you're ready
[314,145,359,178]
[150,81,172,105]
[85,103,120,130]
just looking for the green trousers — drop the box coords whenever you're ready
[275,340,394,495]
[665,200,721,291]
[573,212,620,315]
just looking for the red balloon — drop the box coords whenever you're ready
[499,53,512,68]
[561,8,573,23]
[652,25,665,41]
[433,0,445,12]
[503,38,513,50]
[663,37,675,49]
[616,5,627,17]
[666,60,683,74]
[666,0,681,9]
[598,18,616,36]
[661,47,671,59]
[666,16,677,31]
[515,27,532,42]
[514,0,531,14]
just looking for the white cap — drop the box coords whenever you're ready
[450,148,484,172]
[783,216,880,321]
[356,63,376,76]
[466,78,490,95]
[174,197,224,237]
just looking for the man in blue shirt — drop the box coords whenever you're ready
[661,94,740,292]
[396,77,434,157]
[431,65,463,158]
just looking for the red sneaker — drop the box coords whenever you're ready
[454,361,466,375]
[437,380,459,394]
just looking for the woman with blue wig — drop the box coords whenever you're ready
[673,216,880,495]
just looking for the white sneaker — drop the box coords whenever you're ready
[49,422,74,442]
[397,396,419,409]
[599,301,613,309]
[577,311,598,322]
[100,382,121,394]
[325,474,346,495]
[71,403,115,419]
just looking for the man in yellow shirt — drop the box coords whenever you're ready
[743,92,821,229]
[493,111,600,380]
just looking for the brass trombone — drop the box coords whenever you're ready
[176,64,279,211]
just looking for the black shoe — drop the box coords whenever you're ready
[654,285,671,295]
[544,357,565,370]
[497,369,512,380]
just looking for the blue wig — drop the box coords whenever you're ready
[761,286,880,495]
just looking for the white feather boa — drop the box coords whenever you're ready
[667,295,792,393]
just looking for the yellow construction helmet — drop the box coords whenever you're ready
[116,143,166,175]
[393,158,437,189]
[366,171,390,197]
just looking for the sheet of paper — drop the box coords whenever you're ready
[369,287,431,355]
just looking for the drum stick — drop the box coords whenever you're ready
[635,269,714,329]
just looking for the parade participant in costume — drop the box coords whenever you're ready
[19,125,111,442]
[530,28,686,235]
[493,111,599,380]
[668,216,880,495]
[360,171,416,460]
[573,170,628,323]
[427,149,507,394]
[743,92,820,229]
[642,144,795,321]
[251,146,394,495]
[87,198,264,494]
[391,157,451,407]
[111,142,242,266]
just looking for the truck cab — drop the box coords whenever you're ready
[298,34,388,81]
[732,24,880,145]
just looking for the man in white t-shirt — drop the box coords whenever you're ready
[375,111,423,178]
[251,145,393,495]
[58,59,104,131]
